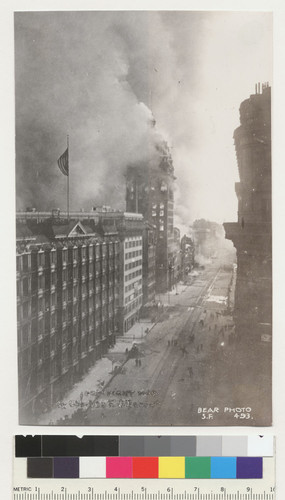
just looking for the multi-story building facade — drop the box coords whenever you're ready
[16,217,120,423]
[142,222,156,305]
[126,140,175,293]
[224,83,272,345]
[92,210,144,333]
[17,209,146,338]
[122,233,143,332]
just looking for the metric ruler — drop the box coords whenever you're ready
[12,483,276,500]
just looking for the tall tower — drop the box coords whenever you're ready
[126,141,175,293]
[224,83,272,345]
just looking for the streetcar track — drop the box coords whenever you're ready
[143,269,222,385]
[147,268,222,403]
[80,266,224,423]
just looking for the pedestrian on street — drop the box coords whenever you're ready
[181,346,188,357]
[200,343,203,351]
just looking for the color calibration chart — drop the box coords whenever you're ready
[13,436,275,500]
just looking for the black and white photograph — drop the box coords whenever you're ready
[15,10,272,426]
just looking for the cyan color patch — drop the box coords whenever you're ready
[211,457,236,478]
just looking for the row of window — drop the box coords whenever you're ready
[152,202,165,209]
[17,243,120,273]
[129,180,169,193]
[18,268,117,298]
[125,296,142,315]
[19,305,116,348]
[125,279,142,293]
[125,239,142,249]
[19,319,114,376]
[125,269,141,282]
[57,244,118,264]
[125,250,142,260]
[124,289,142,305]
[152,209,165,217]
[18,288,116,326]
[125,259,142,271]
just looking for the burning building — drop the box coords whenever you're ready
[126,140,175,293]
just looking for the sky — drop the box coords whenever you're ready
[14,11,272,229]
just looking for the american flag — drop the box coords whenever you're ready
[57,148,69,176]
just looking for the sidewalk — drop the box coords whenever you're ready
[39,320,154,425]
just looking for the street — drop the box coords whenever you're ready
[39,246,270,427]
[62,253,257,426]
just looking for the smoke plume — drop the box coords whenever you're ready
[15,11,272,226]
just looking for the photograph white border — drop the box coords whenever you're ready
[0,0,284,497]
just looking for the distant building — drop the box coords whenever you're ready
[224,83,271,344]
[181,235,195,279]
[172,227,182,284]
[126,140,175,293]
[192,219,222,260]
[16,218,120,422]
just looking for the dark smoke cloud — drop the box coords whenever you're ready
[15,11,272,226]
[15,11,189,211]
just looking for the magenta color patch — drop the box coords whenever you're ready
[106,457,133,478]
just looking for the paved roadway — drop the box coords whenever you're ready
[80,256,251,426]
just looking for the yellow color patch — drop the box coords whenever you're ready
[159,457,185,478]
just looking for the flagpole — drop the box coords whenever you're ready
[67,134,69,220]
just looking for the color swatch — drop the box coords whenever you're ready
[159,457,185,479]
[106,457,133,478]
[132,457,158,478]
[79,457,106,478]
